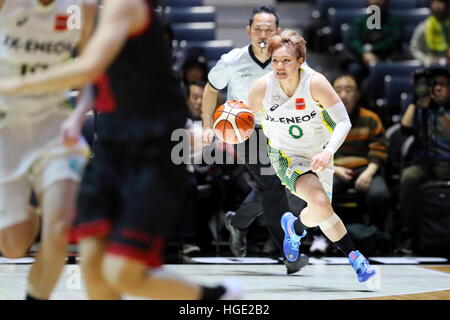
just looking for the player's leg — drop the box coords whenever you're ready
[26,141,88,299]
[0,179,40,258]
[78,236,121,299]
[27,179,77,299]
[284,173,376,282]
[102,254,203,299]
[100,153,242,300]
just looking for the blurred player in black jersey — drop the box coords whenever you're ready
[0,0,242,300]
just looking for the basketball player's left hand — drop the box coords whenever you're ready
[0,79,22,95]
[310,151,332,173]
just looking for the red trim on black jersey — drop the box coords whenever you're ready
[70,218,112,242]
[94,74,117,113]
[129,0,153,38]
[107,238,164,267]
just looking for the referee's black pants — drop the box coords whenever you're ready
[232,126,305,254]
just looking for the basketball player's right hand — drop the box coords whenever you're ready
[60,114,83,146]
[202,127,215,146]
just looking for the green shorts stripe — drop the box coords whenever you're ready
[267,145,303,193]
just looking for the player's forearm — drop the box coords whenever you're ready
[73,85,94,120]
[17,59,100,94]
[201,83,219,128]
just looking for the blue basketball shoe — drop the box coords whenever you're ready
[348,250,376,282]
[281,212,307,262]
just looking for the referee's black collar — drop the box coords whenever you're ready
[248,45,271,69]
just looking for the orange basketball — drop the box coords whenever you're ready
[213,100,255,144]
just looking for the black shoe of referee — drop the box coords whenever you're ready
[224,211,247,257]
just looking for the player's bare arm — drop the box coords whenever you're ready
[0,0,148,94]
[60,0,98,146]
[201,82,220,145]
[77,0,98,54]
[201,82,220,129]
[247,75,267,115]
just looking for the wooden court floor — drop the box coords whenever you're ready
[0,258,449,300]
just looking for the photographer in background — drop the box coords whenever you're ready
[396,67,450,255]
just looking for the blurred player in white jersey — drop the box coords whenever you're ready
[0,0,96,299]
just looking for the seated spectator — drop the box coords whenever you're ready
[182,56,209,85]
[182,82,250,257]
[410,0,450,66]
[332,75,391,232]
[179,82,205,260]
[397,67,450,254]
[344,0,404,82]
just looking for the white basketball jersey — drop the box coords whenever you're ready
[261,66,335,158]
[0,0,82,113]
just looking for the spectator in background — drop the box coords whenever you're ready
[397,67,450,254]
[180,82,206,260]
[345,0,404,82]
[332,75,391,232]
[186,81,204,120]
[410,0,450,66]
[182,56,209,85]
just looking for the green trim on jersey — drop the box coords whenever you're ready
[322,110,336,133]
[267,145,303,193]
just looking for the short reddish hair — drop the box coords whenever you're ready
[268,29,307,61]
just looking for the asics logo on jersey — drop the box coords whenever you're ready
[270,104,280,111]
[3,35,75,55]
[264,110,317,124]
[16,17,29,27]
[240,73,252,78]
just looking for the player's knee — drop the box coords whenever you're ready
[309,192,332,212]
[44,218,69,245]
[0,238,28,258]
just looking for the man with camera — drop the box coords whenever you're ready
[397,67,450,255]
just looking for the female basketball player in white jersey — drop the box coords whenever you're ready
[247,29,377,283]
[0,0,96,299]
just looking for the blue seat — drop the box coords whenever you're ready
[315,0,366,20]
[172,22,215,41]
[181,40,234,61]
[403,23,418,43]
[370,60,422,102]
[165,0,203,7]
[417,0,430,7]
[328,8,365,40]
[315,0,418,21]
[381,75,413,120]
[165,6,215,23]
[391,8,430,25]
[328,7,430,41]
[389,0,421,9]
